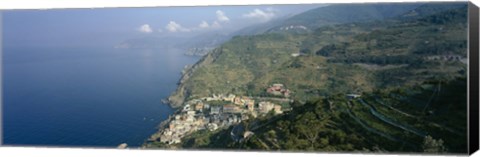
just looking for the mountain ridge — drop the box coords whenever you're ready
[148,2,468,153]
[166,3,467,108]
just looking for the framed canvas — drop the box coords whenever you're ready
[0,0,479,156]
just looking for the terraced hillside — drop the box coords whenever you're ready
[168,3,467,108]
[172,77,466,153]
[158,2,469,154]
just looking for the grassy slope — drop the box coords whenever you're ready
[159,4,468,153]
[171,77,466,153]
[173,5,467,103]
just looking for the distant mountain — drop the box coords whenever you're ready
[115,2,466,56]
[114,35,188,49]
[268,3,422,31]
[398,2,468,19]
[180,31,232,56]
[235,2,467,34]
[230,16,292,35]
[179,3,425,55]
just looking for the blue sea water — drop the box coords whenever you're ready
[2,46,198,148]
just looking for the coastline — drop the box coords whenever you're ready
[143,50,212,147]
[142,105,182,148]
[143,47,223,147]
[166,47,221,108]
[145,92,290,148]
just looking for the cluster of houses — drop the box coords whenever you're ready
[266,84,291,97]
[155,94,286,145]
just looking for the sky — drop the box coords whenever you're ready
[2,4,324,48]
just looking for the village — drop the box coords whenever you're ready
[150,84,292,145]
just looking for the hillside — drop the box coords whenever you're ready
[156,3,468,153]
[267,3,421,32]
[241,2,465,34]
[173,2,464,56]
[167,3,467,108]
[172,77,466,153]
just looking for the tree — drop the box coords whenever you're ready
[300,48,312,54]
[294,112,321,149]
[422,135,447,153]
[293,110,335,149]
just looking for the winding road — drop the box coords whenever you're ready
[357,99,427,137]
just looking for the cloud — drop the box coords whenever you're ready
[195,20,221,30]
[165,21,190,32]
[242,8,276,22]
[138,24,153,33]
[211,21,221,28]
[198,21,210,28]
[164,10,229,33]
[216,10,230,22]
[265,7,276,12]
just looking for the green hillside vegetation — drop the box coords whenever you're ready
[167,77,466,153]
[161,3,468,153]
[278,3,421,29]
[170,4,467,104]
[263,2,464,33]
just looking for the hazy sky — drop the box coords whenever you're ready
[3,4,324,48]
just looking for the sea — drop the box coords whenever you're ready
[2,46,199,148]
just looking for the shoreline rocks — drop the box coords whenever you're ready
[117,143,128,149]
